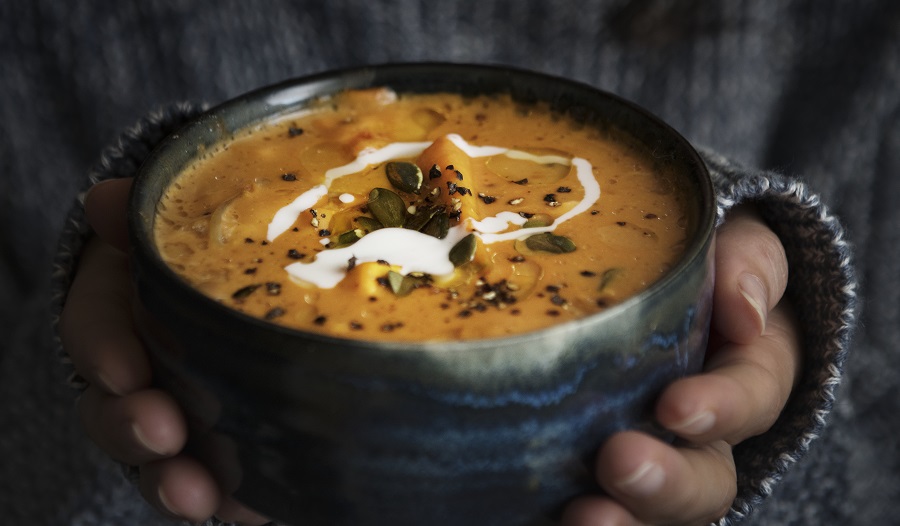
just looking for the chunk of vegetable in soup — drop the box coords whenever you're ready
[154,88,689,341]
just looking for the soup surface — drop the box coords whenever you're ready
[154,88,689,341]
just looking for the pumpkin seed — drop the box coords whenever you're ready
[354,216,383,233]
[385,161,423,193]
[368,187,407,227]
[386,270,426,297]
[449,233,478,267]
[524,232,576,253]
[333,229,365,248]
[421,211,450,239]
[522,214,552,228]
[404,204,442,231]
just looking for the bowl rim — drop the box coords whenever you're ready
[129,61,716,353]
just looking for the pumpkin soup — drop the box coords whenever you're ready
[153,88,690,341]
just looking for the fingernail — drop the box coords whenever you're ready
[670,409,716,435]
[132,423,167,456]
[157,486,180,518]
[739,272,768,334]
[95,370,124,396]
[616,460,665,497]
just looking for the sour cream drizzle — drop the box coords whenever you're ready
[271,134,601,288]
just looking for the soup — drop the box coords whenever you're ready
[153,88,689,341]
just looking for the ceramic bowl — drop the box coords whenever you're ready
[129,63,715,526]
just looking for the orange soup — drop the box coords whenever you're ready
[153,88,689,341]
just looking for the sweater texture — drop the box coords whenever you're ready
[1,1,895,524]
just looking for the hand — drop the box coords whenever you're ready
[562,205,800,526]
[58,178,270,525]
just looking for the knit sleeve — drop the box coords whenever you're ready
[700,149,859,525]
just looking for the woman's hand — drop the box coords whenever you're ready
[58,178,269,525]
[563,205,801,525]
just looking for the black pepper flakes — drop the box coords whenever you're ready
[458,309,473,318]
[244,268,257,275]
[550,294,567,306]
[446,181,458,195]
[478,193,497,204]
[446,164,455,171]
[349,321,364,330]
[232,284,261,301]
[264,307,285,320]
[313,315,327,325]
[513,178,529,185]
[265,282,282,295]
[644,213,658,219]
[287,249,305,259]
[557,186,572,193]
[347,255,358,271]
[380,322,404,332]
[244,237,254,244]
[429,164,442,180]
[546,309,561,317]
[281,173,297,181]
[288,126,304,137]
[580,270,597,277]
[616,221,627,226]
[455,170,464,181]
[318,229,331,237]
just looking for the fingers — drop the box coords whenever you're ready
[580,433,735,526]
[713,205,789,345]
[139,456,271,525]
[575,297,801,524]
[657,301,801,446]
[59,236,152,395]
[140,455,222,523]
[77,386,187,465]
[84,178,133,251]
[67,178,264,524]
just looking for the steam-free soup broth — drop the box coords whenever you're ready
[154,88,689,341]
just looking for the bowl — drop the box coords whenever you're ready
[129,63,715,526]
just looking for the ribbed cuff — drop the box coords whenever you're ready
[700,148,858,525]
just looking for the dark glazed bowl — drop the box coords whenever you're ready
[129,63,715,526]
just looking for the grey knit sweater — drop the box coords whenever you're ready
[1,1,895,524]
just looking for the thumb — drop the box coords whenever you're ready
[713,204,788,345]
[84,178,134,252]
